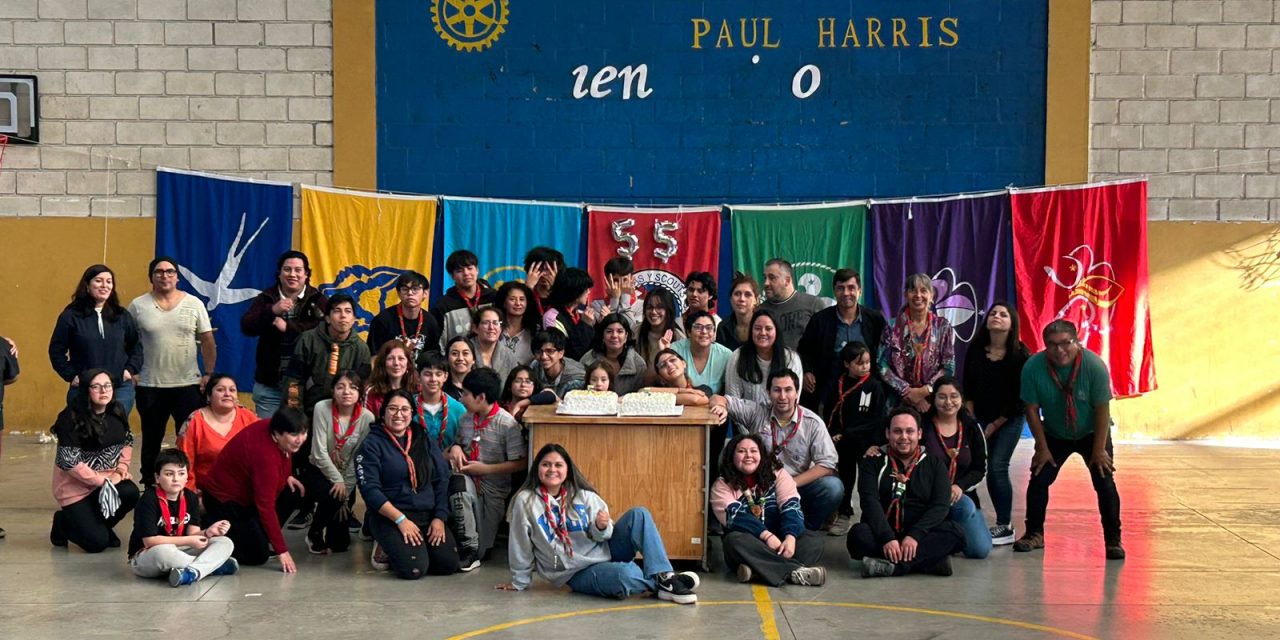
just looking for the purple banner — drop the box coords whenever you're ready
[870,192,1013,378]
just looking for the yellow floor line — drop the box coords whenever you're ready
[752,585,783,640]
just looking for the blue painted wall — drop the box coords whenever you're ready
[376,1,1048,203]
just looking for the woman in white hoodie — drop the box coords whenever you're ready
[497,443,698,604]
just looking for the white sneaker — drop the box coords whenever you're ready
[370,542,389,571]
[828,515,854,537]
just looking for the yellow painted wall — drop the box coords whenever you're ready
[1043,0,1090,184]
[1113,222,1280,440]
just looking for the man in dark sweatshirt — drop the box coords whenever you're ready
[434,249,497,350]
[366,271,440,368]
[847,406,965,578]
[240,250,328,418]
[284,294,372,415]
[797,267,886,412]
[759,258,829,352]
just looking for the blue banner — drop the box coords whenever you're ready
[156,168,294,390]
[441,197,584,288]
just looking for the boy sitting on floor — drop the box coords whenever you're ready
[129,448,240,587]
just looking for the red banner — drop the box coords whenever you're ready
[586,206,721,311]
[1011,180,1156,397]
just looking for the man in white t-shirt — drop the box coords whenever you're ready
[128,257,216,487]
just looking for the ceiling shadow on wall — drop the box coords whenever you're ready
[1162,383,1280,440]
[1221,226,1280,292]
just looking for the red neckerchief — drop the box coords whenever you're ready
[885,447,924,535]
[416,393,449,450]
[538,486,574,558]
[901,312,935,387]
[562,306,581,325]
[1047,350,1083,436]
[384,426,417,491]
[398,306,424,343]
[770,408,803,453]
[533,295,547,318]
[827,374,870,428]
[157,489,188,537]
[468,403,501,461]
[331,402,363,469]
[932,419,964,483]
[460,287,483,311]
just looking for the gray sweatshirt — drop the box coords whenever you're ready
[309,399,375,489]
[761,290,829,351]
[508,488,615,590]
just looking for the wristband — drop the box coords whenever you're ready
[394,514,406,525]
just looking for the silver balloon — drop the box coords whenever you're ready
[653,220,679,263]
[612,218,638,258]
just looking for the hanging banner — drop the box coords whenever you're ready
[155,167,293,390]
[870,192,1013,377]
[301,186,437,339]
[1011,180,1156,396]
[730,202,867,305]
[585,206,721,311]
[442,197,583,288]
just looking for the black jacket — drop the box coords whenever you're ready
[858,449,951,544]
[922,414,988,496]
[240,285,328,387]
[797,304,887,404]
[48,306,144,382]
[366,306,442,368]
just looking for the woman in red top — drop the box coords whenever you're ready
[177,373,257,495]
[201,408,308,573]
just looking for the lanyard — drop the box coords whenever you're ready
[157,490,188,537]
[770,408,803,453]
[469,403,501,462]
[398,307,425,342]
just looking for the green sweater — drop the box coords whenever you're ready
[284,324,372,414]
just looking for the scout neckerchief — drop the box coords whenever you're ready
[901,312,934,387]
[1048,350,1084,436]
[416,394,449,450]
[932,419,964,482]
[538,486,574,558]
[469,403,501,462]
[460,287,482,311]
[562,305,581,325]
[157,488,188,537]
[398,306,424,348]
[827,374,871,428]
[331,402,363,469]
[884,446,924,535]
[770,407,803,453]
[385,425,417,491]
[742,475,766,520]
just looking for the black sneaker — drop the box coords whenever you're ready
[1105,538,1126,560]
[655,573,697,604]
[929,556,954,577]
[50,520,67,548]
[306,531,330,555]
[347,515,362,533]
[458,549,481,572]
[285,511,313,531]
[0,526,6,539]
[990,524,1016,546]
[676,571,700,591]
[860,557,896,578]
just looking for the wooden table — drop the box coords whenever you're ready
[523,405,717,563]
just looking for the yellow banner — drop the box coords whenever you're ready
[301,185,437,338]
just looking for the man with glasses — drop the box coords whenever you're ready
[367,271,440,368]
[1013,319,1124,560]
[128,256,216,486]
[796,268,886,412]
[683,272,719,331]
[240,250,328,418]
[528,330,585,398]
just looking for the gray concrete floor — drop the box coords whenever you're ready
[2,433,1278,640]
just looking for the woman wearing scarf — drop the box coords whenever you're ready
[879,273,956,412]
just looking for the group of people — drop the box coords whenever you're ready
[11,243,1124,597]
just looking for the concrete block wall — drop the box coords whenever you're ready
[0,0,333,217]
[1091,0,1280,220]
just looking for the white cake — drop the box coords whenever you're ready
[618,391,683,417]
[556,390,619,416]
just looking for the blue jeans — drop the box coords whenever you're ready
[68,380,135,418]
[566,507,674,599]
[950,495,992,559]
[252,383,283,419]
[796,475,843,530]
[985,415,1025,525]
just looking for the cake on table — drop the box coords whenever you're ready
[618,390,683,417]
[556,390,619,415]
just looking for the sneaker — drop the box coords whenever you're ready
[1105,540,1126,560]
[168,567,198,587]
[458,550,481,572]
[209,558,239,577]
[370,542,389,571]
[786,566,826,587]
[990,524,1016,546]
[50,517,67,548]
[654,573,697,605]
[0,526,6,539]
[347,515,362,533]
[828,515,854,537]
[359,525,374,542]
[860,557,896,578]
[285,511,313,531]
[306,532,330,556]
[735,564,753,583]
[676,571,700,591]
[1012,532,1045,553]
[929,556,954,577]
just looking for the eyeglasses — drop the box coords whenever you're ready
[88,383,113,392]
[152,268,177,277]
[398,286,424,295]
[478,320,502,327]
[385,405,413,415]
[1046,339,1075,350]
[690,323,715,333]
[537,347,561,356]
[657,358,681,369]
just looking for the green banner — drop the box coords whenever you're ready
[730,202,867,305]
